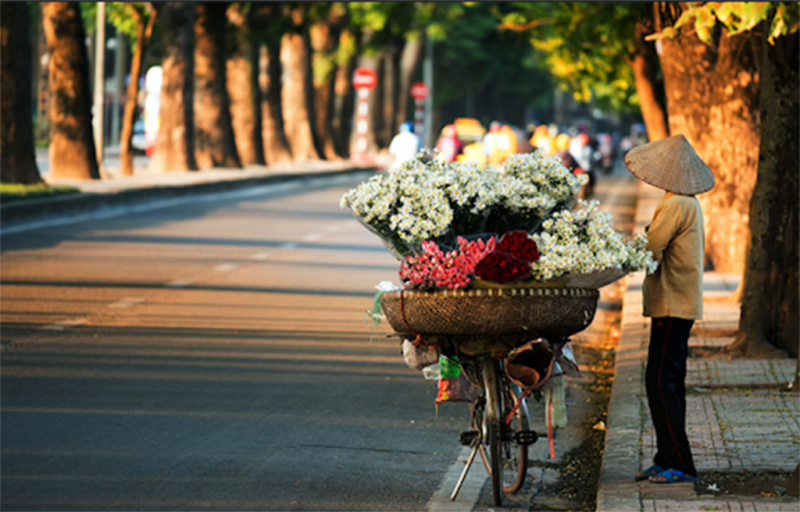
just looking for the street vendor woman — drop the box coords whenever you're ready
[624,134,715,484]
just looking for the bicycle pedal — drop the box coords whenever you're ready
[459,430,479,446]
[514,430,539,445]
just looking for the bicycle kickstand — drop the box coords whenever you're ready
[449,441,480,501]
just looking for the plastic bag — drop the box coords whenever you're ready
[401,339,440,371]
[544,370,568,429]
[435,355,479,403]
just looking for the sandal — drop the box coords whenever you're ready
[648,469,698,484]
[635,464,664,481]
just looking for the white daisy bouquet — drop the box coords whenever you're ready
[530,199,657,283]
[340,150,585,259]
[341,150,657,290]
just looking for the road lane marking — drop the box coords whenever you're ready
[214,263,239,272]
[303,233,322,242]
[108,298,145,309]
[252,252,272,260]
[427,446,487,511]
[40,318,88,331]
[165,279,195,288]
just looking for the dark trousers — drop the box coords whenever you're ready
[645,316,697,477]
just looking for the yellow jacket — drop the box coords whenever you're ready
[643,192,704,320]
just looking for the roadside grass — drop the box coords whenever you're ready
[0,183,81,204]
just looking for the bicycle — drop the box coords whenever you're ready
[379,286,600,507]
[451,357,538,507]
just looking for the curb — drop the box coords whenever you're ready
[596,181,663,512]
[1,165,377,229]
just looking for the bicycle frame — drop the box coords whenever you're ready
[450,357,534,507]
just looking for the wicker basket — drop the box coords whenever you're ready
[380,286,599,354]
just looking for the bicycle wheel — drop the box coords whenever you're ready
[501,382,530,493]
[482,359,503,507]
[477,362,531,497]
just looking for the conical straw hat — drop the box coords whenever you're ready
[624,134,715,195]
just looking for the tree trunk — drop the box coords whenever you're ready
[697,31,760,276]
[224,3,264,167]
[194,2,241,169]
[656,3,716,150]
[379,44,398,148]
[395,36,424,132]
[119,3,156,177]
[1,2,42,184]
[656,2,761,276]
[332,28,358,158]
[630,14,668,142]
[281,30,321,162]
[249,4,291,165]
[727,29,799,359]
[261,41,292,164]
[149,2,197,173]
[41,2,99,180]
[309,19,341,161]
[247,34,266,167]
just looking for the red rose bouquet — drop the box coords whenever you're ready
[474,230,540,284]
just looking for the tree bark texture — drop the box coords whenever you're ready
[194,3,241,169]
[395,36,424,133]
[249,3,292,165]
[247,38,266,166]
[1,2,41,184]
[309,19,341,160]
[379,44,398,148]
[631,14,669,142]
[119,3,156,177]
[697,31,760,276]
[260,42,292,164]
[41,2,99,180]
[729,29,799,358]
[150,2,197,173]
[332,29,358,158]
[280,31,320,162]
[225,3,264,166]
[657,4,716,149]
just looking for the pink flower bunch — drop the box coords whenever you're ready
[400,237,496,290]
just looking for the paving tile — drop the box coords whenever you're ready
[648,498,800,511]
[686,360,796,388]
[640,390,799,474]
[690,336,736,348]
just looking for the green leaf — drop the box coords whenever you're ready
[769,7,788,44]
[738,2,773,33]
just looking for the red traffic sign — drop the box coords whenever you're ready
[353,67,377,90]
[410,82,429,100]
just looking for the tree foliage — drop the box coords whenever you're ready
[435,2,554,126]
[499,2,651,114]
[649,1,799,45]
[80,2,153,51]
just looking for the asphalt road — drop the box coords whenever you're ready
[0,176,472,511]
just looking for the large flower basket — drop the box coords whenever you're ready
[380,286,599,357]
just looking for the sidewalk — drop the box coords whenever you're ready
[597,181,799,512]
[2,156,378,232]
